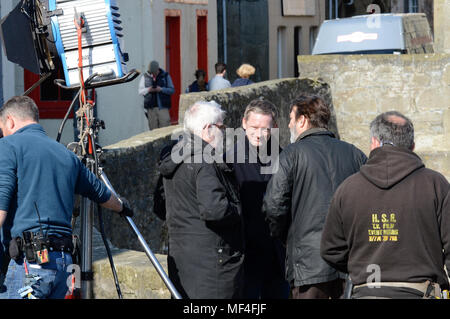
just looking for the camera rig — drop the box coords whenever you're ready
[1,0,180,299]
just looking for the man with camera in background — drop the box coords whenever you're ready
[0,96,133,299]
[138,60,175,130]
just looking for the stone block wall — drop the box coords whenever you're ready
[298,54,450,179]
[178,78,338,148]
[98,125,182,254]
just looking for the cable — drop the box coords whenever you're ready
[56,90,80,143]
[97,204,123,299]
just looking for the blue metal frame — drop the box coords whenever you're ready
[50,0,126,86]
[49,0,71,86]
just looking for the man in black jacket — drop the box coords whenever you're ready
[228,99,289,299]
[321,111,450,299]
[263,95,367,299]
[159,100,244,299]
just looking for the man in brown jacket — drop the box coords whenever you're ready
[321,111,450,299]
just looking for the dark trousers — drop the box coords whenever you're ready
[290,279,345,299]
[244,272,289,299]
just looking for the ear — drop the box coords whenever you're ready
[298,115,308,129]
[204,123,213,137]
[242,118,247,130]
[6,115,15,130]
[411,142,415,152]
[370,136,381,151]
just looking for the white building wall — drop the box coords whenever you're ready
[1,0,216,147]
[95,0,152,147]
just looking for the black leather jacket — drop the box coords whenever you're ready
[262,128,367,287]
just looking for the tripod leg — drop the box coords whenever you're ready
[80,196,94,299]
[99,171,182,299]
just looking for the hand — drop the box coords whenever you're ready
[119,197,134,218]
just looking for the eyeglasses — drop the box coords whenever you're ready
[211,123,227,131]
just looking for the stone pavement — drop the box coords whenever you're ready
[73,218,171,299]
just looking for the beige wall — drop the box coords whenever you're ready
[434,0,450,54]
[298,54,450,179]
[267,0,325,79]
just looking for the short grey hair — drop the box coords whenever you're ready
[0,96,39,123]
[370,111,414,150]
[183,100,225,136]
[243,99,278,126]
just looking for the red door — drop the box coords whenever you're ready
[197,14,208,80]
[165,15,181,124]
[24,70,73,119]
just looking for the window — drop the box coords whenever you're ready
[406,0,419,12]
[277,26,286,78]
[24,70,74,119]
[294,27,302,77]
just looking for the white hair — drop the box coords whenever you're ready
[183,100,225,136]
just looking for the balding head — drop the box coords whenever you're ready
[387,114,407,126]
[0,96,39,137]
[370,111,414,151]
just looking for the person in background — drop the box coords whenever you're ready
[138,60,175,130]
[208,62,231,91]
[232,64,255,87]
[185,69,209,93]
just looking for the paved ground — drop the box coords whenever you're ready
[73,215,170,299]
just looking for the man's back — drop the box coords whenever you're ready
[264,128,367,286]
[0,124,110,238]
[321,145,450,290]
[208,75,231,91]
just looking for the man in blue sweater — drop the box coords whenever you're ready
[0,96,132,299]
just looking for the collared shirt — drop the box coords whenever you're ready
[0,124,111,240]
[208,75,231,91]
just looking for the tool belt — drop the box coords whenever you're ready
[353,280,442,299]
[9,232,75,264]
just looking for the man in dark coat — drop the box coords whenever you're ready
[158,101,244,299]
[263,94,367,299]
[321,111,450,299]
[227,99,289,299]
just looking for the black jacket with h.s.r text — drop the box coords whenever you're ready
[321,145,450,290]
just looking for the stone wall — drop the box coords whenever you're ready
[98,124,181,254]
[297,54,450,179]
[179,78,339,148]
